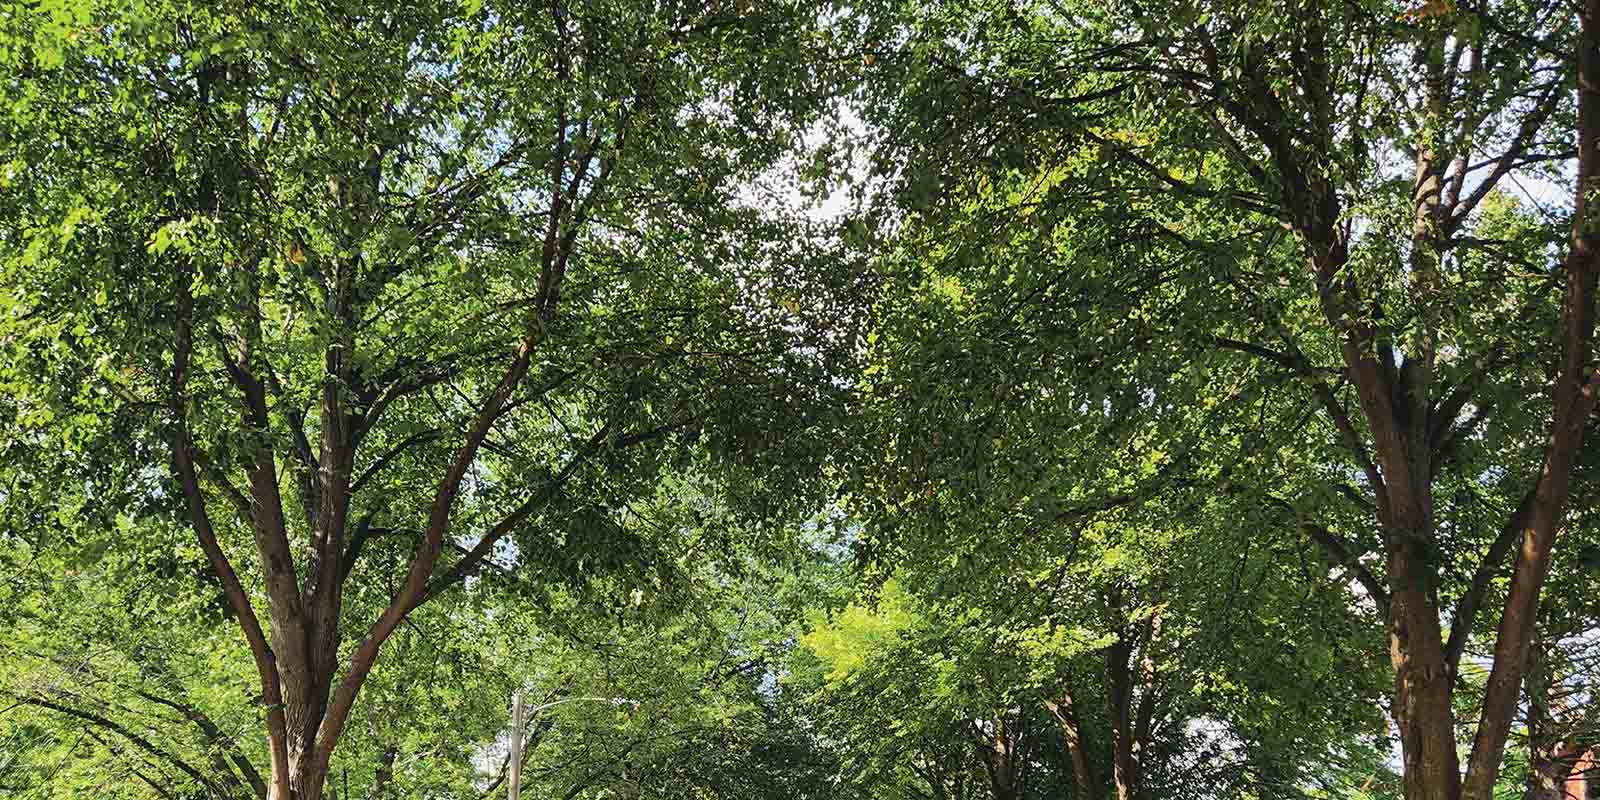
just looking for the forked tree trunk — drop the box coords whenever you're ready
[1271,6,1600,797]
[164,32,617,797]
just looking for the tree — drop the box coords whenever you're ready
[0,471,844,800]
[0,509,540,800]
[0,1,862,797]
[796,579,1060,800]
[849,1,1597,798]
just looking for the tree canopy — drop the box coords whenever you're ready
[1,1,1596,800]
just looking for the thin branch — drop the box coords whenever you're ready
[350,428,446,494]
[1443,485,1536,679]
[1303,522,1391,615]
[132,688,264,799]
[10,694,212,789]
[416,424,610,606]
[1446,78,1566,230]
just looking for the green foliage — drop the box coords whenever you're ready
[3,1,1595,799]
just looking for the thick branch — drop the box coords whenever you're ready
[168,263,292,786]
[1461,2,1600,793]
[215,335,309,676]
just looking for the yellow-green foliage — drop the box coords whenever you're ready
[800,579,915,683]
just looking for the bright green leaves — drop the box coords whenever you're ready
[3,0,865,794]
[146,217,198,257]
[800,578,914,682]
[5,0,93,70]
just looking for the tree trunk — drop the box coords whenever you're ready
[371,747,396,800]
[244,665,341,800]
[1385,536,1462,800]
[982,716,1019,800]
[271,746,330,800]
[161,39,603,800]
[1043,692,1101,800]
[1105,631,1140,800]
[1524,749,1589,800]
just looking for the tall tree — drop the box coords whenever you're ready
[0,1,862,797]
[850,1,1598,798]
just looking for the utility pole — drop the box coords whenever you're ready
[506,690,632,799]
[508,690,526,800]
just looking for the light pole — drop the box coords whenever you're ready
[507,691,525,800]
[506,692,637,800]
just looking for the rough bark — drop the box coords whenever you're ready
[1524,750,1591,800]
[1385,537,1460,800]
